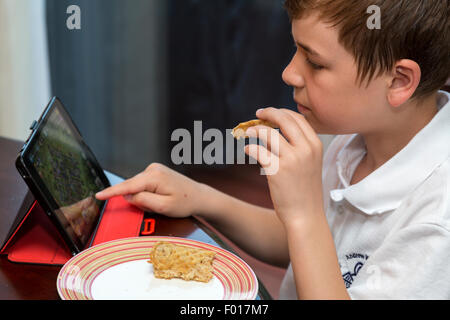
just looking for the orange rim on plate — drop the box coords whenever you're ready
[57,236,258,300]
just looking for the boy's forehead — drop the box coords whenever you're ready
[291,14,346,62]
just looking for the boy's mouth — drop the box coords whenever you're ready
[297,103,311,114]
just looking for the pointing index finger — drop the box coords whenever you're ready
[95,172,150,200]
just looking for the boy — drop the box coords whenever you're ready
[96,0,450,299]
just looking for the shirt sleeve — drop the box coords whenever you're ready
[347,223,450,299]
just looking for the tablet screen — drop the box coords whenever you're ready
[24,100,109,249]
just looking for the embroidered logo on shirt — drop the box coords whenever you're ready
[341,253,369,288]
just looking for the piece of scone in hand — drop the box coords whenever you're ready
[148,241,216,283]
[231,119,278,140]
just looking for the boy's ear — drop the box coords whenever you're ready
[387,59,421,107]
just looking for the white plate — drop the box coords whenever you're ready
[57,236,258,300]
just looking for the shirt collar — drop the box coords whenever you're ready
[330,90,450,215]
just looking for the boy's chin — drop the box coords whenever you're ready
[304,116,355,135]
[308,122,344,135]
[302,117,328,135]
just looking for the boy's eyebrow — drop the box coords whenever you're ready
[296,41,322,58]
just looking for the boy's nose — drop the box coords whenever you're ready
[282,55,305,89]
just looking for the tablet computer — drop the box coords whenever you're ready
[15,97,111,255]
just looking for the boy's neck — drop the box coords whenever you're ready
[361,92,439,173]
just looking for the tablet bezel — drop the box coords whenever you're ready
[15,97,111,255]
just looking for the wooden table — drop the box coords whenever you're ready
[0,137,271,300]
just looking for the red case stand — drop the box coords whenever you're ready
[0,196,144,265]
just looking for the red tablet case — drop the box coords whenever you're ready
[0,196,144,265]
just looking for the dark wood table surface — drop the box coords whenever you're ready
[0,137,271,300]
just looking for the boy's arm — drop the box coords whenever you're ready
[201,178,348,298]
[196,183,290,267]
[247,107,350,299]
[286,210,350,299]
[96,163,290,267]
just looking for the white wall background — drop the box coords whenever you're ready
[0,0,51,141]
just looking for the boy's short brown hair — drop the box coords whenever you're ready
[284,0,450,99]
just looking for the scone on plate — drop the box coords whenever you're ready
[148,241,216,283]
[231,119,278,140]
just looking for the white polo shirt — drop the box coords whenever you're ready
[279,90,450,299]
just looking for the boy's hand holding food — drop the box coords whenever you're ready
[95,163,204,218]
[244,107,325,227]
[244,108,348,299]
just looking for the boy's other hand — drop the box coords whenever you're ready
[245,107,324,226]
[95,163,203,218]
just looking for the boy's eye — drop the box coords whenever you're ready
[306,58,324,70]
[294,44,325,70]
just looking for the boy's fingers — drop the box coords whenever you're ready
[256,108,303,146]
[95,179,139,200]
[245,143,279,169]
[246,125,283,156]
[95,172,156,200]
[124,192,170,214]
[280,108,320,144]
